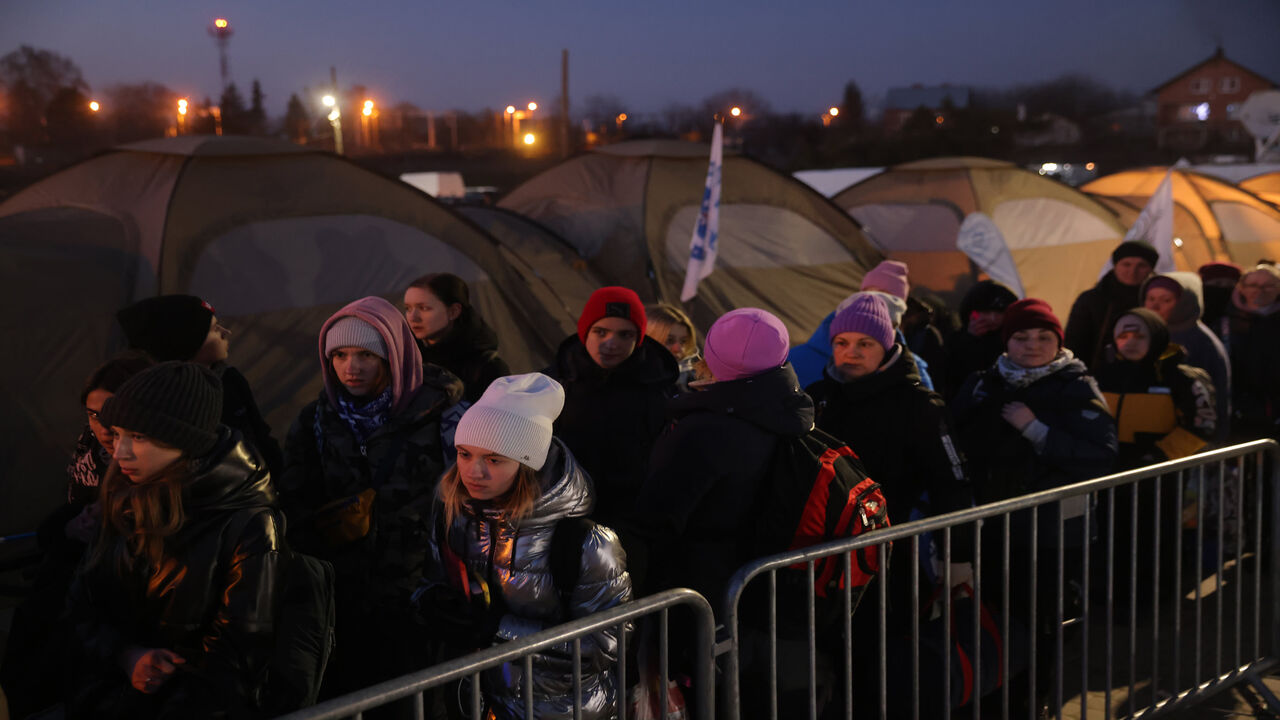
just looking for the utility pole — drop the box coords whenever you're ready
[560,49,571,158]
[208,18,234,93]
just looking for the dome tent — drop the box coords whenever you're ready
[498,139,883,340]
[0,135,567,535]
[1082,167,1280,270]
[456,204,603,332]
[1240,171,1280,207]
[831,157,1128,317]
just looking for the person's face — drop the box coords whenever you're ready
[1143,287,1179,321]
[1239,271,1280,311]
[1114,257,1154,286]
[968,310,1005,337]
[831,331,886,380]
[585,316,639,369]
[1114,323,1152,363]
[663,325,692,359]
[1006,328,1060,368]
[403,287,460,342]
[330,347,387,397]
[85,388,116,454]
[112,429,183,484]
[455,444,521,501]
[191,316,231,366]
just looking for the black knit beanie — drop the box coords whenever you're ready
[1111,240,1159,267]
[116,295,216,362]
[98,361,223,457]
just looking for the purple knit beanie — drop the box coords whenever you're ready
[830,293,895,350]
[860,260,910,300]
[703,308,791,382]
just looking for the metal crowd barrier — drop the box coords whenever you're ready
[720,439,1279,720]
[274,588,715,720]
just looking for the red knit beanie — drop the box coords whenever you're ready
[577,287,647,343]
[1001,298,1063,347]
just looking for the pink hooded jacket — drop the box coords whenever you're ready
[317,296,424,415]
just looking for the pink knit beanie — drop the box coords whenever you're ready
[860,260,910,300]
[703,308,791,382]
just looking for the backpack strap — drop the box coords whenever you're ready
[549,516,595,618]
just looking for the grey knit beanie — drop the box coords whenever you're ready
[325,316,388,359]
[455,373,565,470]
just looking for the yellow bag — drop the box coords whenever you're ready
[313,488,377,546]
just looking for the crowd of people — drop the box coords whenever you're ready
[0,244,1277,720]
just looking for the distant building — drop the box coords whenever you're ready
[1013,113,1082,148]
[1152,47,1277,151]
[882,84,970,133]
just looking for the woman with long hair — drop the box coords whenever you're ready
[644,302,702,392]
[403,272,511,402]
[416,373,631,720]
[65,361,283,719]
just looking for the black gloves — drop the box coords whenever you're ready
[416,584,506,649]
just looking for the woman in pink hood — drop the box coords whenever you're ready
[279,295,466,701]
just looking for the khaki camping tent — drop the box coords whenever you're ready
[831,157,1127,317]
[498,139,883,341]
[1083,167,1280,270]
[0,135,567,535]
[1240,172,1280,207]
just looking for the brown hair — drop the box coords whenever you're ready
[408,272,471,308]
[90,455,192,575]
[438,461,541,531]
[644,303,698,359]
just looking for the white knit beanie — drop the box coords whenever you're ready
[455,373,565,470]
[325,316,388,359]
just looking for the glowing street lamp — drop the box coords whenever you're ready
[523,132,536,145]
[828,107,839,117]
[729,106,742,117]
[88,100,100,112]
[527,101,537,112]
[321,95,343,155]
[362,100,374,117]
[176,98,188,133]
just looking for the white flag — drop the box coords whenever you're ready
[956,211,1025,297]
[680,123,723,302]
[1101,169,1176,277]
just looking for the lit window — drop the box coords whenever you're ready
[1220,77,1241,93]
[1190,78,1211,94]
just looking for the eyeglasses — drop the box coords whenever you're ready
[1241,282,1279,292]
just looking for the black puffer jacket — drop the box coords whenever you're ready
[66,430,283,719]
[416,307,511,403]
[951,354,1117,508]
[631,364,814,604]
[279,365,464,604]
[1064,271,1142,371]
[545,335,678,527]
[1216,301,1280,441]
[806,345,971,526]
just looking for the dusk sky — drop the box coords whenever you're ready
[5,0,1279,118]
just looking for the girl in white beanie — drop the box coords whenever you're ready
[416,372,632,720]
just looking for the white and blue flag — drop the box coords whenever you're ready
[680,122,723,302]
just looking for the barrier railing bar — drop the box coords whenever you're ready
[1216,458,1226,679]
[912,534,921,720]
[1234,455,1243,672]
[1195,466,1204,690]
[1128,481,1138,720]
[1029,505,1038,720]
[1080,497,1091,720]
[1151,474,1162,714]
[659,608,669,720]
[1105,485,1115,720]
[943,525,953,720]
[1268,448,1280,666]
[1055,506,1065,720]
[1173,470,1183,697]
[973,518,984,720]
[879,543,889,720]
[807,560,817,720]
[524,654,534,720]
[843,551,853,720]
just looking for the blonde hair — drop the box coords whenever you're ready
[438,462,542,530]
[90,456,191,575]
[645,303,698,359]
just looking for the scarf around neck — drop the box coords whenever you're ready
[333,386,393,447]
[996,348,1081,389]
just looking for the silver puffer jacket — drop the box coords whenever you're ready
[423,438,631,720]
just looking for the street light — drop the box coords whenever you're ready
[527,101,537,112]
[523,132,536,145]
[88,100,100,112]
[730,106,742,117]
[322,95,343,155]
[828,107,839,117]
[362,100,374,117]
[177,98,188,134]
[208,18,234,92]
